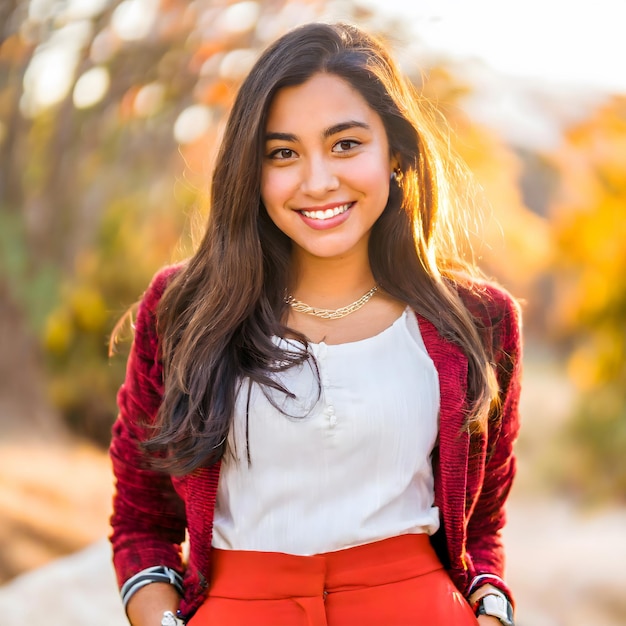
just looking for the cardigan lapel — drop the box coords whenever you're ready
[417,314,470,573]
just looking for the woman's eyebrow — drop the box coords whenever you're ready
[323,121,370,138]
[265,121,370,143]
[265,131,297,142]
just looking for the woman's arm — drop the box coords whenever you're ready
[109,267,188,615]
[465,286,522,604]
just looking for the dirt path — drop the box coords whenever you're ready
[0,442,113,584]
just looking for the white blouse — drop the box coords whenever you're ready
[212,308,441,555]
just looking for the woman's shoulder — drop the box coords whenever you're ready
[455,277,523,362]
[456,277,521,332]
[139,262,187,311]
[132,263,187,344]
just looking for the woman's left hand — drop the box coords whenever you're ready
[476,616,504,625]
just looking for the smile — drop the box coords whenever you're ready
[299,203,353,220]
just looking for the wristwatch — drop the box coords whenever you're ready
[474,590,515,626]
[161,610,184,626]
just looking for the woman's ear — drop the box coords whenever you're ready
[390,155,402,183]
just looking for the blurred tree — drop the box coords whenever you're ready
[548,96,626,502]
[0,0,543,446]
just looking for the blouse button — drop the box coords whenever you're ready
[329,415,337,427]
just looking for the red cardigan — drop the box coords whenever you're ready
[109,265,522,620]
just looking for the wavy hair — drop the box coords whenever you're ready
[148,22,499,474]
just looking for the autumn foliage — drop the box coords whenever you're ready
[547,97,626,500]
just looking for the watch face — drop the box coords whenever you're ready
[481,593,514,625]
[483,593,508,618]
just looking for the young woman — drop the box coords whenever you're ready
[110,22,521,626]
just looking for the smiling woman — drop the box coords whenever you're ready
[109,22,521,626]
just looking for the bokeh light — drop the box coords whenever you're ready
[174,104,214,143]
[111,0,159,41]
[73,66,110,109]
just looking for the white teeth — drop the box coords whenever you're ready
[301,203,351,220]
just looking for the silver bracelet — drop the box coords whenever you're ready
[121,566,184,610]
[468,573,507,596]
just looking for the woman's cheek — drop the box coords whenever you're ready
[261,167,296,210]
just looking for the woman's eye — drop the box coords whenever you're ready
[268,148,296,160]
[333,139,359,153]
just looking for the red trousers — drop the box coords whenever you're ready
[188,534,478,626]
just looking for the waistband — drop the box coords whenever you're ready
[209,533,443,600]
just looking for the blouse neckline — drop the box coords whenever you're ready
[275,307,411,349]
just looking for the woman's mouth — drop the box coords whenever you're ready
[299,202,353,220]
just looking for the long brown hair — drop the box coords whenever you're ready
[147,22,499,475]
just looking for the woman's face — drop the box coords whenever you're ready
[261,72,395,265]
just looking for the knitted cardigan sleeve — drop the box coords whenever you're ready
[465,283,523,600]
[109,266,186,588]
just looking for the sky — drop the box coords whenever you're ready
[346,0,625,149]
[360,0,626,93]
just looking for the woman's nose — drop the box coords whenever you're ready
[300,156,339,197]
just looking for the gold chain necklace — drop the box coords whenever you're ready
[285,285,379,320]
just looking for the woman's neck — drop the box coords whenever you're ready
[289,250,376,307]
[285,247,406,345]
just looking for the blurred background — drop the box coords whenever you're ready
[0,0,624,624]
